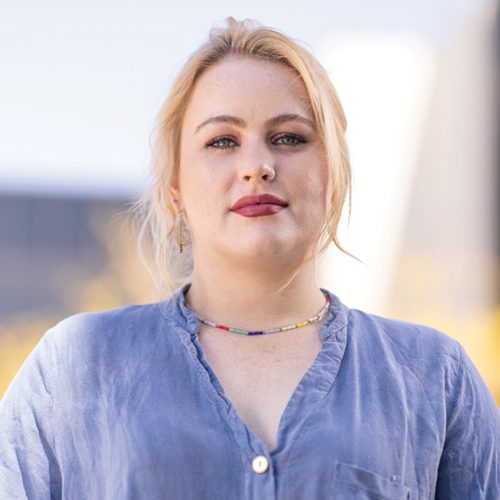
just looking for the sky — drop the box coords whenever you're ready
[0,0,492,198]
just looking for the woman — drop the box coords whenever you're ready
[0,17,498,500]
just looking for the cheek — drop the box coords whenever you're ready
[297,165,328,203]
[178,160,232,225]
[300,177,329,229]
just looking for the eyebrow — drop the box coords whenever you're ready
[194,113,316,133]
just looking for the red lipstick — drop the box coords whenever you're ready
[230,193,288,218]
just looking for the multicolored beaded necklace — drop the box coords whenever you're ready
[187,292,331,336]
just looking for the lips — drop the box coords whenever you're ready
[230,193,288,211]
[230,193,289,218]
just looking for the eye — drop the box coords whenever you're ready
[205,136,238,149]
[272,133,306,147]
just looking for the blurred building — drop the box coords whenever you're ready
[389,2,498,318]
[0,193,135,321]
[0,192,157,396]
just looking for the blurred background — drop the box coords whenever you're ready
[0,1,499,402]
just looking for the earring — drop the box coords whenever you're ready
[175,212,190,253]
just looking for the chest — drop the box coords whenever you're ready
[198,326,322,451]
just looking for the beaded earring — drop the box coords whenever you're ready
[172,197,189,253]
[176,212,189,253]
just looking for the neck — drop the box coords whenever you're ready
[185,252,326,332]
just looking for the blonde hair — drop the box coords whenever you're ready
[133,17,354,298]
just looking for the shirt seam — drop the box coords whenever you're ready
[46,326,63,494]
[46,328,56,457]
[444,340,465,430]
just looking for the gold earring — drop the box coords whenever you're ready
[175,212,190,253]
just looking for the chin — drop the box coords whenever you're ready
[229,234,311,264]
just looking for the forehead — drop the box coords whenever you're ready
[183,56,313,124]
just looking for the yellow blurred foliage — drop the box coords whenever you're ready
[0,317,54,397]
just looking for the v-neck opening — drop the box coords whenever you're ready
[159,284,349,460]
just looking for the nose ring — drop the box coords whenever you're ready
[262,163,275,181]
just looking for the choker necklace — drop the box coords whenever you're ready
[186,292,331,336]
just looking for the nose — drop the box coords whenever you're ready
[240,162,275,183]
[238,139,276,183]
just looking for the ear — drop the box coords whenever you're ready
[168,182,184,212]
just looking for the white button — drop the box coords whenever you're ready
[252,455,269,474]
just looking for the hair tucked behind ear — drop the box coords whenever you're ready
[131,16,355,298]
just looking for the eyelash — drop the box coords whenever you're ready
[205,133,307,150]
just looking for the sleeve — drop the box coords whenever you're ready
[0,328,62,500]
[435,342,500,499]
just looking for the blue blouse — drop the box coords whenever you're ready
[0,284,499,499]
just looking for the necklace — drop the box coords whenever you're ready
[186,292,331,336]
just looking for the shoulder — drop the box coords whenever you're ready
[48,301,162,340]
[341,306,467,407]
[51,301,163,334]
[347,307,462,368]
[41,301,178,367]
[343,308,496,429]
[21,299,190,398]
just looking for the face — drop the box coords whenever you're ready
[172,56,329,269]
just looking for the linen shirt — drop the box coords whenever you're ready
[0,284,499,499]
